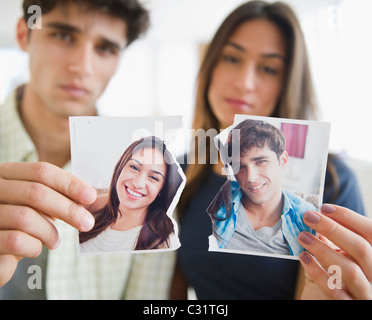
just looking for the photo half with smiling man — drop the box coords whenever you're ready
[207,114,330,260]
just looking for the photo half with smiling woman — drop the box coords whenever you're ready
[69,116,185,255]
[207,114,330,260]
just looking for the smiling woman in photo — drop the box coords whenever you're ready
[79,136,182,253]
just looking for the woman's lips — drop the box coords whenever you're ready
[225,98,253,112]
[125,186,144,199]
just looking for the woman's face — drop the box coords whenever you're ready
[116,147,167,214]
[208,18,287,129]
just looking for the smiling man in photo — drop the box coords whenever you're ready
[207,119,317,257]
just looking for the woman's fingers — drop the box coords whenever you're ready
[299,232,372,300]
[319,204,372,244]
[299,204,372,300]
[299,251,352,300]
[302,208,372,279]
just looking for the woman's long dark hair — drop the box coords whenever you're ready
[178,1,340,217]
[79,136,183,250]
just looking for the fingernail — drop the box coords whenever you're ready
[299,251,312,265]
[304,211,321,224]
[321,204,336,214]
[51,237,61,250]
[81,188,97,204]
[82,213,95,231]
[299,232,315,246]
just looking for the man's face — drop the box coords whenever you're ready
[234,145,288,207]
[18,3,127,118]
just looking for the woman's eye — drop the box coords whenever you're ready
[261,66,278,75]
[222,55,240,64]
[130,165,140,172]
[149,175,160,182]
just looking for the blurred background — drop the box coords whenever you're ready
[0,0,371,216]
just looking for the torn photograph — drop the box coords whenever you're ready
[207,115,330,260]
[69,116,185,255]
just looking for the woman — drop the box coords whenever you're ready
[79,136,183,253]
[172,1,368,299]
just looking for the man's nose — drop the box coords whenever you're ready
[68,43,94,77]
[246,165,259,182]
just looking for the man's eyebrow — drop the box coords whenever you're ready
[44,22,124,50]
[225,41,286,60]
[252,156,269,161]
[44,22,81,33]
[240,155,269,162]
[100,38,123,51]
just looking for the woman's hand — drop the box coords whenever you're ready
[298,204,372,300]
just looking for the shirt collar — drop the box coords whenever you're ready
[0,86,73,171]
[231,180,243,214]
[282,189,296,218]
[232,182,291,217]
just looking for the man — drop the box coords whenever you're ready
[0,0,174,299]
[207,119,316,256]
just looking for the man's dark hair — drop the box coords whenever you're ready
[23,0,150,46]
[227,119,286,163]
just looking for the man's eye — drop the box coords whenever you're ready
[96,45,119,56]
[256,160,267,165]
[53,32,73,42]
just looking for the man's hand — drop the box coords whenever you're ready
[0,162,96,287]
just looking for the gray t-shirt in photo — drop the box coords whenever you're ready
[225,202,290,256]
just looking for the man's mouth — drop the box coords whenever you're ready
[60,84,90,98]
[248,183,266,193]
